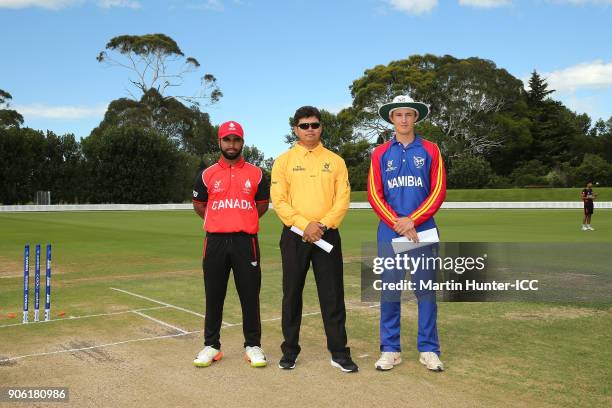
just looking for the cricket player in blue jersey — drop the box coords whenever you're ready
[367,95,447,372]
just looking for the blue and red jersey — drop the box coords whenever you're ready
[367,135,446,233]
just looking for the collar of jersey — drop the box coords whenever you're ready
[293,142,324,157]
[217,156,246,169]
[391,134,422,148]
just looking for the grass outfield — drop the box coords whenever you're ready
[350,187,612,202]
[0,209,610,407]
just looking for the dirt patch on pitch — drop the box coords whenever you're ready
[60,340,121,363]
[0,255,68,278]
[0,255,24,277]
[0,329,551,408]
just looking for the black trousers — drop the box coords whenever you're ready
[202,232,261,349]
[279,226,350,359]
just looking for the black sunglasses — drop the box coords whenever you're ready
[297,122,321,130]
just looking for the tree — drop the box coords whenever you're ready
[81,126,195,203]
[425,57,527,156]
[526,71,554,106]
[91,88,217,155]
[0,89,24,129]
[447,155,492,188]
[528,100,586,167]
[0,127,45,203]
[509,160,548,187]
[589,118,611,138]
[96,33,222,105]
[570,154,612,186]
[39,132,85,203]
[524,71,590,168]
[339,140,371,191]
[242,145,266,167]
[283,109,358,152]
[349,54,448,138]
[348,55,528,158]
[591,117,612,163]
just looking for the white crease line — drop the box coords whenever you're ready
[132,311,187,334]
[110,287,234,326]
[0,302,381,363]
[0,330,201,363]
[0,306,170,329]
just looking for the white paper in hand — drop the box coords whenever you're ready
[290,226,334,253]
[391,228,439,254]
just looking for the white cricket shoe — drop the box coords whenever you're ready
[587,225,595,231]
[581,225,588,231]
[245,346,267,367]
[375,352,402,371]
[419,352,444,372]
[193,346,223,367]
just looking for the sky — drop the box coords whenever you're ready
[1,0,611,159]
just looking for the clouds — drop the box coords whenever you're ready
[459,0,511,7]
[385,0,510,15]
[384,0,611,14]
[14,104,107,120]
[541,60,612,92]
[186,0,224,11]
[524,61,612,119]
[0,0,81,9]
[551,0,612,4]
[387,0,438,15]
[0,0,141,8]
[97,0,141,9]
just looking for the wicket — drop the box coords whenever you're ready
[22,244,52,324]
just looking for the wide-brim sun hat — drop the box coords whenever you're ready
[378,95,429,124]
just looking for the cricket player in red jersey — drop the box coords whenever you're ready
[580,181,597,231]
[192,121,270,368]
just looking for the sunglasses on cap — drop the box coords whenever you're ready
[297,122,321,130]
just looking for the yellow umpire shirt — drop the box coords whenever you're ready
[271,143,350,231]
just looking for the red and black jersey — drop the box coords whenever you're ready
[581,188,594,203]
[193,157,270,234]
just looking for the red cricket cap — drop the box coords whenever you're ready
[218,121,244,139]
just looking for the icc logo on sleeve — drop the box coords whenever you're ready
[193,190,198,198]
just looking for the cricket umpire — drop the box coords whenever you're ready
[368,95,447,372]
[271,106,358,373]
[192,120,270,368]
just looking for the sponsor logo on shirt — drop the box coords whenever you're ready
[387,176,424,189]
[413,156,425,168]
[211,199,254,210]
[386,160,397,172]
[292,165,306,172]
[243,179,252,194]
[213,180,223,193]
[193,190,198,198]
